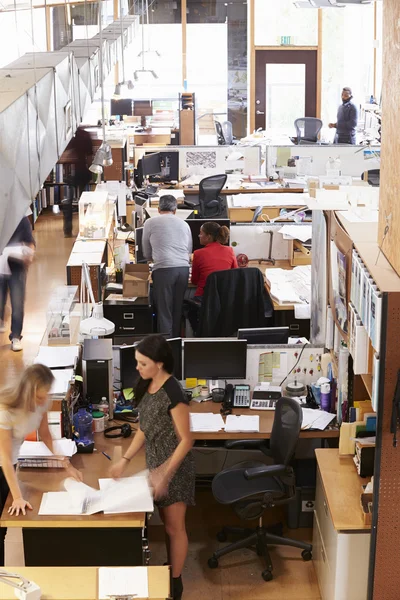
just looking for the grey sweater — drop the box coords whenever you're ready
[142,213,192,270]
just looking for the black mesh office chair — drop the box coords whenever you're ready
[183,174,227,217]
[215,120,226,145]
[207,397,312,582]
[293,117,323,145]
[361,168,380,186]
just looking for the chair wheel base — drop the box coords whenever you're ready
[262,570,273,582]
[208,556,219,569]
[216,531,227,542]
[302,550,312,561]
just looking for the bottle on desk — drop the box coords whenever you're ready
[73,407,94,453]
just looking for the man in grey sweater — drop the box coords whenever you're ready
[142,195,192,337]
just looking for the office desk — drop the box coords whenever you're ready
[190,401,339,441]
[129,128,171,146]
[313,449,370,600]
[0,436,148,567]
[0,567,170,600]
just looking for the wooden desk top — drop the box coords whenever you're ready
[0,436,147,529]
[0,567,170,600]
[191,401,339,441]
[315,448,371,532]
[182,186,305,196]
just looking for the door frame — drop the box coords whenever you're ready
[254,48,318,131]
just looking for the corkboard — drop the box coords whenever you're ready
[377,0,400,276]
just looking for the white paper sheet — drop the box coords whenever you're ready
[189,413,225,432]
[19,439,77,458]
[301,408,336,430]
[225,415,260,433]
[279,225,312,243]
[72,240,106,254]
[34,345,79,368]
[157,189,185,199]
[99,473,154,514]
[50,369,74,395]
[231,193,309,208]
[98,567,149,600]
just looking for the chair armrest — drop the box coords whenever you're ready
[244,464,287,480]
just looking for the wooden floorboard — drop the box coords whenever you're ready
[2,211,321,599]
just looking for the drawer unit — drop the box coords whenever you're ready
[103,297,155,339]
[313,464,371,600]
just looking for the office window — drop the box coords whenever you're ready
[133,0,182,24]
[254,0,318,47]
[265,64,305,131]
[0,8,46,68]
[186,23,228,144]
[321,5,375,132]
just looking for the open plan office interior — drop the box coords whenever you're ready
[1,0,400,598]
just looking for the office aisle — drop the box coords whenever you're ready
[1,211,321,599]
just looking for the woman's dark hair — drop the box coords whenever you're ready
[201,222,230,245]
[134,335,174,403]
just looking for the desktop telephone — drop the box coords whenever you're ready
[222,384,251,410]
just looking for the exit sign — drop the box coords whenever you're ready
[280,36,292,45]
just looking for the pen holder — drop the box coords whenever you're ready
[212,388,225,403]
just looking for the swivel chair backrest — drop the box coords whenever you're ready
[215,121,226,145]
[294,117,323,144]
[270,397,302,466]
[221,121,234,145]
[199,174,227,218]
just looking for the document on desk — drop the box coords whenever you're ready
[98,567,149,600]
[34,345,79,368]
[39,480,103,516]
[157,189,185,200]
[231,193,309,208]
[301,409,336,431]
[49,368,74,395]
[225,415,260,433]
[19,438,77,459]
[279,225,312,243]
[98,472,154,514]
[265,266,311,306]
[190,413,225,432]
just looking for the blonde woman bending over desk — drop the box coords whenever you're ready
[0,364,82,565]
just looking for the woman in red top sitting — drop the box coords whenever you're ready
[191,222,238,298]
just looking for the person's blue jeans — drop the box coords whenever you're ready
[0,265,27,340]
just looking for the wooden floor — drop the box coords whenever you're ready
[1,211,321,599]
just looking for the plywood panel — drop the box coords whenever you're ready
[377,0,400,276]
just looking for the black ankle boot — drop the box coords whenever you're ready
[172,575,183,600]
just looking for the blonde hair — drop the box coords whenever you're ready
[0,364,54,412]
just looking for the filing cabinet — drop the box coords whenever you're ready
[103,296,155,343]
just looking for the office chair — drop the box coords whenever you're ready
[215,120,226,145]
[361,168,380,187]
[207,397,312,582]
[252,206,264,223]
[183,174,227,217]
[192,267,273,337]
[293,117,323,145]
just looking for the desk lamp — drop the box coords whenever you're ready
[79,263,115,338]
[0,570,41,599]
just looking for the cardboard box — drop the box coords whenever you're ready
[123,264,150,297]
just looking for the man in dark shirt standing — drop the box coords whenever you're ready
[329,87,359,145]
[0,216,35,351]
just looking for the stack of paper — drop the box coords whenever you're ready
[225,415,260,433]
[265,266,311,306]
[49,368,74,396]
[98,567,148,600]
[19,438,77,458]
[38,473,154,516]
[301,409,336,431]
[279,225,312,243]
[34,346,79,368]
[189,413,225,432]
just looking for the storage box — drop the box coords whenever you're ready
[123,264,150,297]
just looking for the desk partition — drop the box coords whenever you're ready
[133,145,262,177]
[265,145,380,178]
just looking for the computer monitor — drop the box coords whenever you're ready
[134,227,146,263]
[120,337,182,389]
[133,100,153,117]
[183,339,247,380]
[186,219,231,252]
[237,327,290,344]
[110,98,133,117]
[142,152,162,177]
[148,151,179,183]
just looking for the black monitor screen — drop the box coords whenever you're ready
[135,227,146,263]
[237,327,289,344]
[142,152,161,177]
[183,340,247,379]
[187,219,231,252]
[110,98,133,116]
[148,151,179,183]
[133,100,152,117]
[120,337,182,389]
